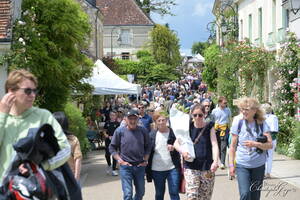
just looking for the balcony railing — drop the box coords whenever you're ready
[266,32,275,47]
[277,28,287,43]
[254,38,262,47]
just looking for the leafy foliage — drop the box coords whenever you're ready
[235,40,274,100]
[64,102,90,156]
[150,24,181,67]
[273,33,299,117]
[214,40,273,108]
[145,63,179,84]
[115,50,179,84]
[135,0,176,16]
[272,33,300,158]
[191,42,209,56]
[203,44,220,92]
[4,0,93,112]
[136,50,152,59]
[115,59,141,75]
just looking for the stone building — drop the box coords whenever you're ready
[96,0,155,60]
[77,0,104,61]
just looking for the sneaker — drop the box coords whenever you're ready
[106,166,111,175]
[112,170,118,176]
[220,164,225,170]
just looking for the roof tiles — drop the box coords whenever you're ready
[0,0,11,40]
[96,0,154,26]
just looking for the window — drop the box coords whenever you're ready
[258,8,262,43]
[248,14,252,42]
[119,29,131,45]
[121,52,130,60]
[272,0,276,33]
[240,19,243,40]
[282,8,289,28]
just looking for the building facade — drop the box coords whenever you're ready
[96,0,154,60]
[236,0,289,51]
[0,0,22,98]
[78,0,104,60]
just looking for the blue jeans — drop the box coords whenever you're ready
[119,165,146,200]
[152,168,180,200]
[236,164,265,200]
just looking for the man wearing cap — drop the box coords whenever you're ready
[109,109,151,200]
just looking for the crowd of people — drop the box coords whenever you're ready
[89,71,278,200]
[0,69,279,200]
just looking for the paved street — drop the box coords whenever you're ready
[81,150,300,200]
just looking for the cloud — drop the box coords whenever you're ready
[193,1,213,17]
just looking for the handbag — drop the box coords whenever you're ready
[179,124,208,194]
[179,161,186,194]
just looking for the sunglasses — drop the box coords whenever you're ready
[204,105,210,107]
[193,113,204,118]
[138,107,144,109]
[18,88,38,95]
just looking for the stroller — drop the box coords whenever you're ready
[0,124,78,200]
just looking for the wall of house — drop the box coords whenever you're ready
[103,25,153,60]
[77,0,104,60]
[237,0,293,102]
[238,0,287,51]
[289,12,300,39]
[0,43,10,98]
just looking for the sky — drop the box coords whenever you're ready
[151,0,215,56]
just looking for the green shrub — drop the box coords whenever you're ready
[64,102,89,156]
[276,116,299,159]
[290,121,300,159]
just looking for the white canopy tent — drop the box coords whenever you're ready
[86,60,141,96]
[188,54,205,63]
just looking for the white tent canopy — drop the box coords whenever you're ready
[188,54,205,63]
[86,60,141,95]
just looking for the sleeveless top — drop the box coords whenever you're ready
[184,121,215,170]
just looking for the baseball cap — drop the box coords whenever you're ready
[126,109,139,117]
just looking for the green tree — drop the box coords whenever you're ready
[191,41,209,56]
[5,0,93,112]
[150,24,181,67]
[202,44,220,92]
[145,63,179,84]
[135,0,176,16]
[115,49,179,84]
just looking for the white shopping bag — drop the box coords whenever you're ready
[169,105,195,162]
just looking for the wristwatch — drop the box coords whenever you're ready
[143,160,148,164]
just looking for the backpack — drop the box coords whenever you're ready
[236,119,267,155]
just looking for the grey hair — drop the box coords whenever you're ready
[261,103,273,114]
[201,99,210,104]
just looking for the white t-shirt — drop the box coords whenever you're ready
[265,114,279,132]
[151,130,175,171]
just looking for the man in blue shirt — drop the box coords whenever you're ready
[138,104,153,133]
[109,109,151,200]
[211,96,232,169]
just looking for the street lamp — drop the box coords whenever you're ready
[206,21,217,44]
[290,0,300,15]
[219,3,238,40]
[110,26,119,58]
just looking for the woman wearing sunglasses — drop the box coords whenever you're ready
[229,97,272,200]
[0,69,70,183]
[146,111,181,200]
[175,104,219,200]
